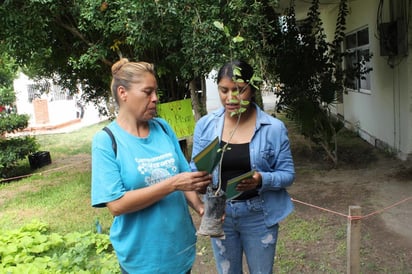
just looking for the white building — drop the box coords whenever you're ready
[279,0,412,160]
[13,72,105,132]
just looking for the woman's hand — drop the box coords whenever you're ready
[236,171,262,191]
[173,171,211,192]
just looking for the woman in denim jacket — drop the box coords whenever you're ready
[190,60,295,274]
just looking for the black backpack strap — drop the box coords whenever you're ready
[102,126,117,157]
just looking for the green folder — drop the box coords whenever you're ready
[225,170,255,200]
[193,136,221,173]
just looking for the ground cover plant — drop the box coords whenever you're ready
[0,118,411,273]
[0,221,117,273]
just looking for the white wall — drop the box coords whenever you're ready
[13,73,35,125]
[205,70,220,113]
[320,0,412,159]
[14,72,79,127]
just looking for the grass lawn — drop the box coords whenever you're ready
[0,121,113,234]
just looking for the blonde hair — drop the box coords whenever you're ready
[110,58,155,104]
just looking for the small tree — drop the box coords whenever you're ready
[273,0,370,166]
[197,22,262,237]
[0,54,38,178]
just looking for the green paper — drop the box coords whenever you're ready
[226,170,255,200]
[193,136,221,173]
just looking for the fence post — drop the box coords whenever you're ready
[347,205,361,274]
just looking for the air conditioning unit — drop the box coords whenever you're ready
[379,20,408,57]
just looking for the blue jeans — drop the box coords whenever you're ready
[211,197,279,274]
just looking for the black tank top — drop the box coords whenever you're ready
[221,141,258,200]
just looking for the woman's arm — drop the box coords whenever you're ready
[259,122,295,189]
[107,171,211,216]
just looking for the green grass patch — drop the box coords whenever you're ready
[0,122,112,234]
[275,213,346,273]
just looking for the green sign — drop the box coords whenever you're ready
[157,99,195,139]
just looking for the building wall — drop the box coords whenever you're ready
[13,72,78,128]
[320,0,412,159]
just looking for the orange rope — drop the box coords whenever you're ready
[291,196,412,220]
[360,196,412,219]
[291,198,349,218]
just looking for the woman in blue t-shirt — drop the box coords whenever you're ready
[91,58,211,274]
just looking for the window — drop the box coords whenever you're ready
[344,27,371,93]
[51,84,72,101]
[27,81,73,102]
[27,84,42,103]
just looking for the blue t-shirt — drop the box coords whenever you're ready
[91,118,196,274]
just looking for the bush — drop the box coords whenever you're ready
[0,136,38,178]
[0,87,39,177]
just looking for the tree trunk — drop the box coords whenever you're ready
[189,77,207,121]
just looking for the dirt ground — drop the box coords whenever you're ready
[192,130,412,273]
[287,148,412,273]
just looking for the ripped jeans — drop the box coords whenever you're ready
[211,197,279,274]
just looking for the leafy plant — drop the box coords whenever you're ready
[0,221,119,273]
[273,0,371,166]
[0,54,39,177]
[210,21,262,194]
[196,22,263,236]
[0,136,38,175]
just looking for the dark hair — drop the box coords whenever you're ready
[217,60,256,92]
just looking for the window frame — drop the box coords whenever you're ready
[344,26,372,94]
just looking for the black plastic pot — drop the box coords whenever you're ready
[28,151,52,169]
[197,186,226,237]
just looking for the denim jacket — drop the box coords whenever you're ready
[190,104,295,226]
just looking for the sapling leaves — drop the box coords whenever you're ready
[211,21,262,194]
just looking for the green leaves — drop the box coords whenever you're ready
[0,113,29,134]
[0,221,118,273]
[0,136,38,173]
[1,0,271,112]
[0,54,39,175]
[213,21,225,31]
[213,20,243,43]
[273,0,350,166]
[232,35,245,43]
